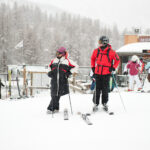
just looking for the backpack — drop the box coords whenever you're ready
[96,47,111,63]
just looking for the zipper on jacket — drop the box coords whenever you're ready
[100,53,103,62]
[98,52,103,75]
[97,65,100,72]
[57,60,60,96]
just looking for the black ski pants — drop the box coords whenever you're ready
[47,95,60,111]
[93,74,110,105]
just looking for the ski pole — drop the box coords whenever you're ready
[52,97,54,118]
[5,81,7,99]
[112,73,127,112]
[142,73,147,87]
[94,78,96,106]
[68,92,73,115]
[68,77,73,115]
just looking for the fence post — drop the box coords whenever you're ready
[30,72,33,96]
[23,65,27,96]
[8,70,11,97]
[73,73,76,93]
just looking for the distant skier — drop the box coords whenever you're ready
[139,57,145,74]
[138,57,146,87]
[145,61,150,82]
[126,55,142,91]
[0,79,4,99]
[91,36,120,112]
[47,47,78,113]
[0,79,4,87]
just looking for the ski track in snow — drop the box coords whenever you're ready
[0,92,150,150]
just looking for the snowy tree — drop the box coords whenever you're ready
[0,1,124,70]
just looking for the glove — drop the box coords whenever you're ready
[92,74,97,80]
[109,67,115,72]
[65,71,72,78]
[92,77,96,82]
[92,67,95,73]
[90,80,96,90]
[123,71,128,75]
[48,71,54,78]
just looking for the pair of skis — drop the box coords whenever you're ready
[49,109,92,125]
[80,107,114,125]
[79,107,114,125]
[93,106,114,115]
[64,110,93,125]
[50,108,114,126]
[47,108,69,120]
[78,112,93,125]
[50,109,92,125]
[63,109,93,125]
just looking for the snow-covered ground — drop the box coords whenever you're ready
[0,82,150,150]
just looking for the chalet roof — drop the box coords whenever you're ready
[116,42,150,54]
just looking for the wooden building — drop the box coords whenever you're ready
[116,34,150,74]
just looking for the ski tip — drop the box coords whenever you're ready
[64,108,68,111]
[86,113,91,116]
[77,112,91,116]
[89,123,93,125]
[109,112,114,115]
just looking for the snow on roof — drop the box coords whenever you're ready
[116,42,150,53]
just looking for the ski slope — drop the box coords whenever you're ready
[0,88,150,150]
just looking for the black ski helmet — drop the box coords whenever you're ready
[140,57,143,61]
[99,36,109,45]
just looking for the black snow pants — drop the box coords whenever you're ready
[47,95,61,111]
[93,74,110,105]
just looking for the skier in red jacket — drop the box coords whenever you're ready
[91,36,120,112]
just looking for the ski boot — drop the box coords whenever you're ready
[93,104,99,112]
[47,109,59,114]
[103,103,108,112]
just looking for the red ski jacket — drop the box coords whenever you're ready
[91,44,120,75]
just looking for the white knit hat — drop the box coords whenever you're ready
[131,55,138,62]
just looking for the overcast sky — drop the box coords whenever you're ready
[29,0,150,31]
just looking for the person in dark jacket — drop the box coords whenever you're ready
[47,47,78,113]
[0,78,4,99]
[91,36,120,112]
